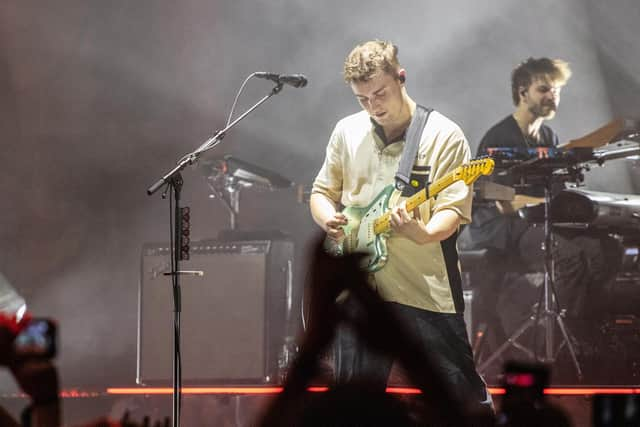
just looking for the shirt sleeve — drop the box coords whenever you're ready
[430,127,473,224]
[311,123,344,204]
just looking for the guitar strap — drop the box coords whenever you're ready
[394,105,433,195]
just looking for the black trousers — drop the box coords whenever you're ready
[333,301,489,406]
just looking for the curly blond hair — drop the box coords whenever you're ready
[343,40,400,83]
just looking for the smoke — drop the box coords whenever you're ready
[0,0,637,389]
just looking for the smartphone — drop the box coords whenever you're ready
[502,361,549,405]
[13,318,57,359]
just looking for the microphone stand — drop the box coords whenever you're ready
[146,82,284,427]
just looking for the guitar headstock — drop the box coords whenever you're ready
[459,157,495,185]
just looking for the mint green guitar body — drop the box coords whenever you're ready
[324,185,396,272]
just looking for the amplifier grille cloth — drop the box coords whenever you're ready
[138,251,267,383]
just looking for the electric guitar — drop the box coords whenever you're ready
[324,157,495,272]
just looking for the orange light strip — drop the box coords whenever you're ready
[106,387,421,395]
[386,387,423,394]
[544,388,640,395]
[106,387,422,395]
[105,386,640,396]
[106,386,334,395]
[60,389,102,398]
[5,386,637,400]
[107,387,283,395]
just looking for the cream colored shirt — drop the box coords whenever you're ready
[312,110,472,313]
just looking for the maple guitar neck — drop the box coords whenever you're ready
[372,168,461,235]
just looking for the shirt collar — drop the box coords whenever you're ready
[370,117,407,149]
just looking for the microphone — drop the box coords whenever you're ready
[255,72,308,88]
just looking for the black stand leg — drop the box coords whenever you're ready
[169,173,183,427]
[478,182,583,381]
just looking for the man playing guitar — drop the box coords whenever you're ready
[310,39,490,408]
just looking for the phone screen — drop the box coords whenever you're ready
[502,361,549,405]
[13,318,56,358]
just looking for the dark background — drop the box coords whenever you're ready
[0,0,638,390]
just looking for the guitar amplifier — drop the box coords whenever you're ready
[137,239,295,384]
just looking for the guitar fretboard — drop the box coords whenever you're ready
[371,157,494,235]
[372,170,461,235]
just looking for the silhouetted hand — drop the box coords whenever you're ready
[0,326,14,366]
[2,322,59,404]
[10,360,59,405]
[1,321,60,426]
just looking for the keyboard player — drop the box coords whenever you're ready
[462,58,611,371]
